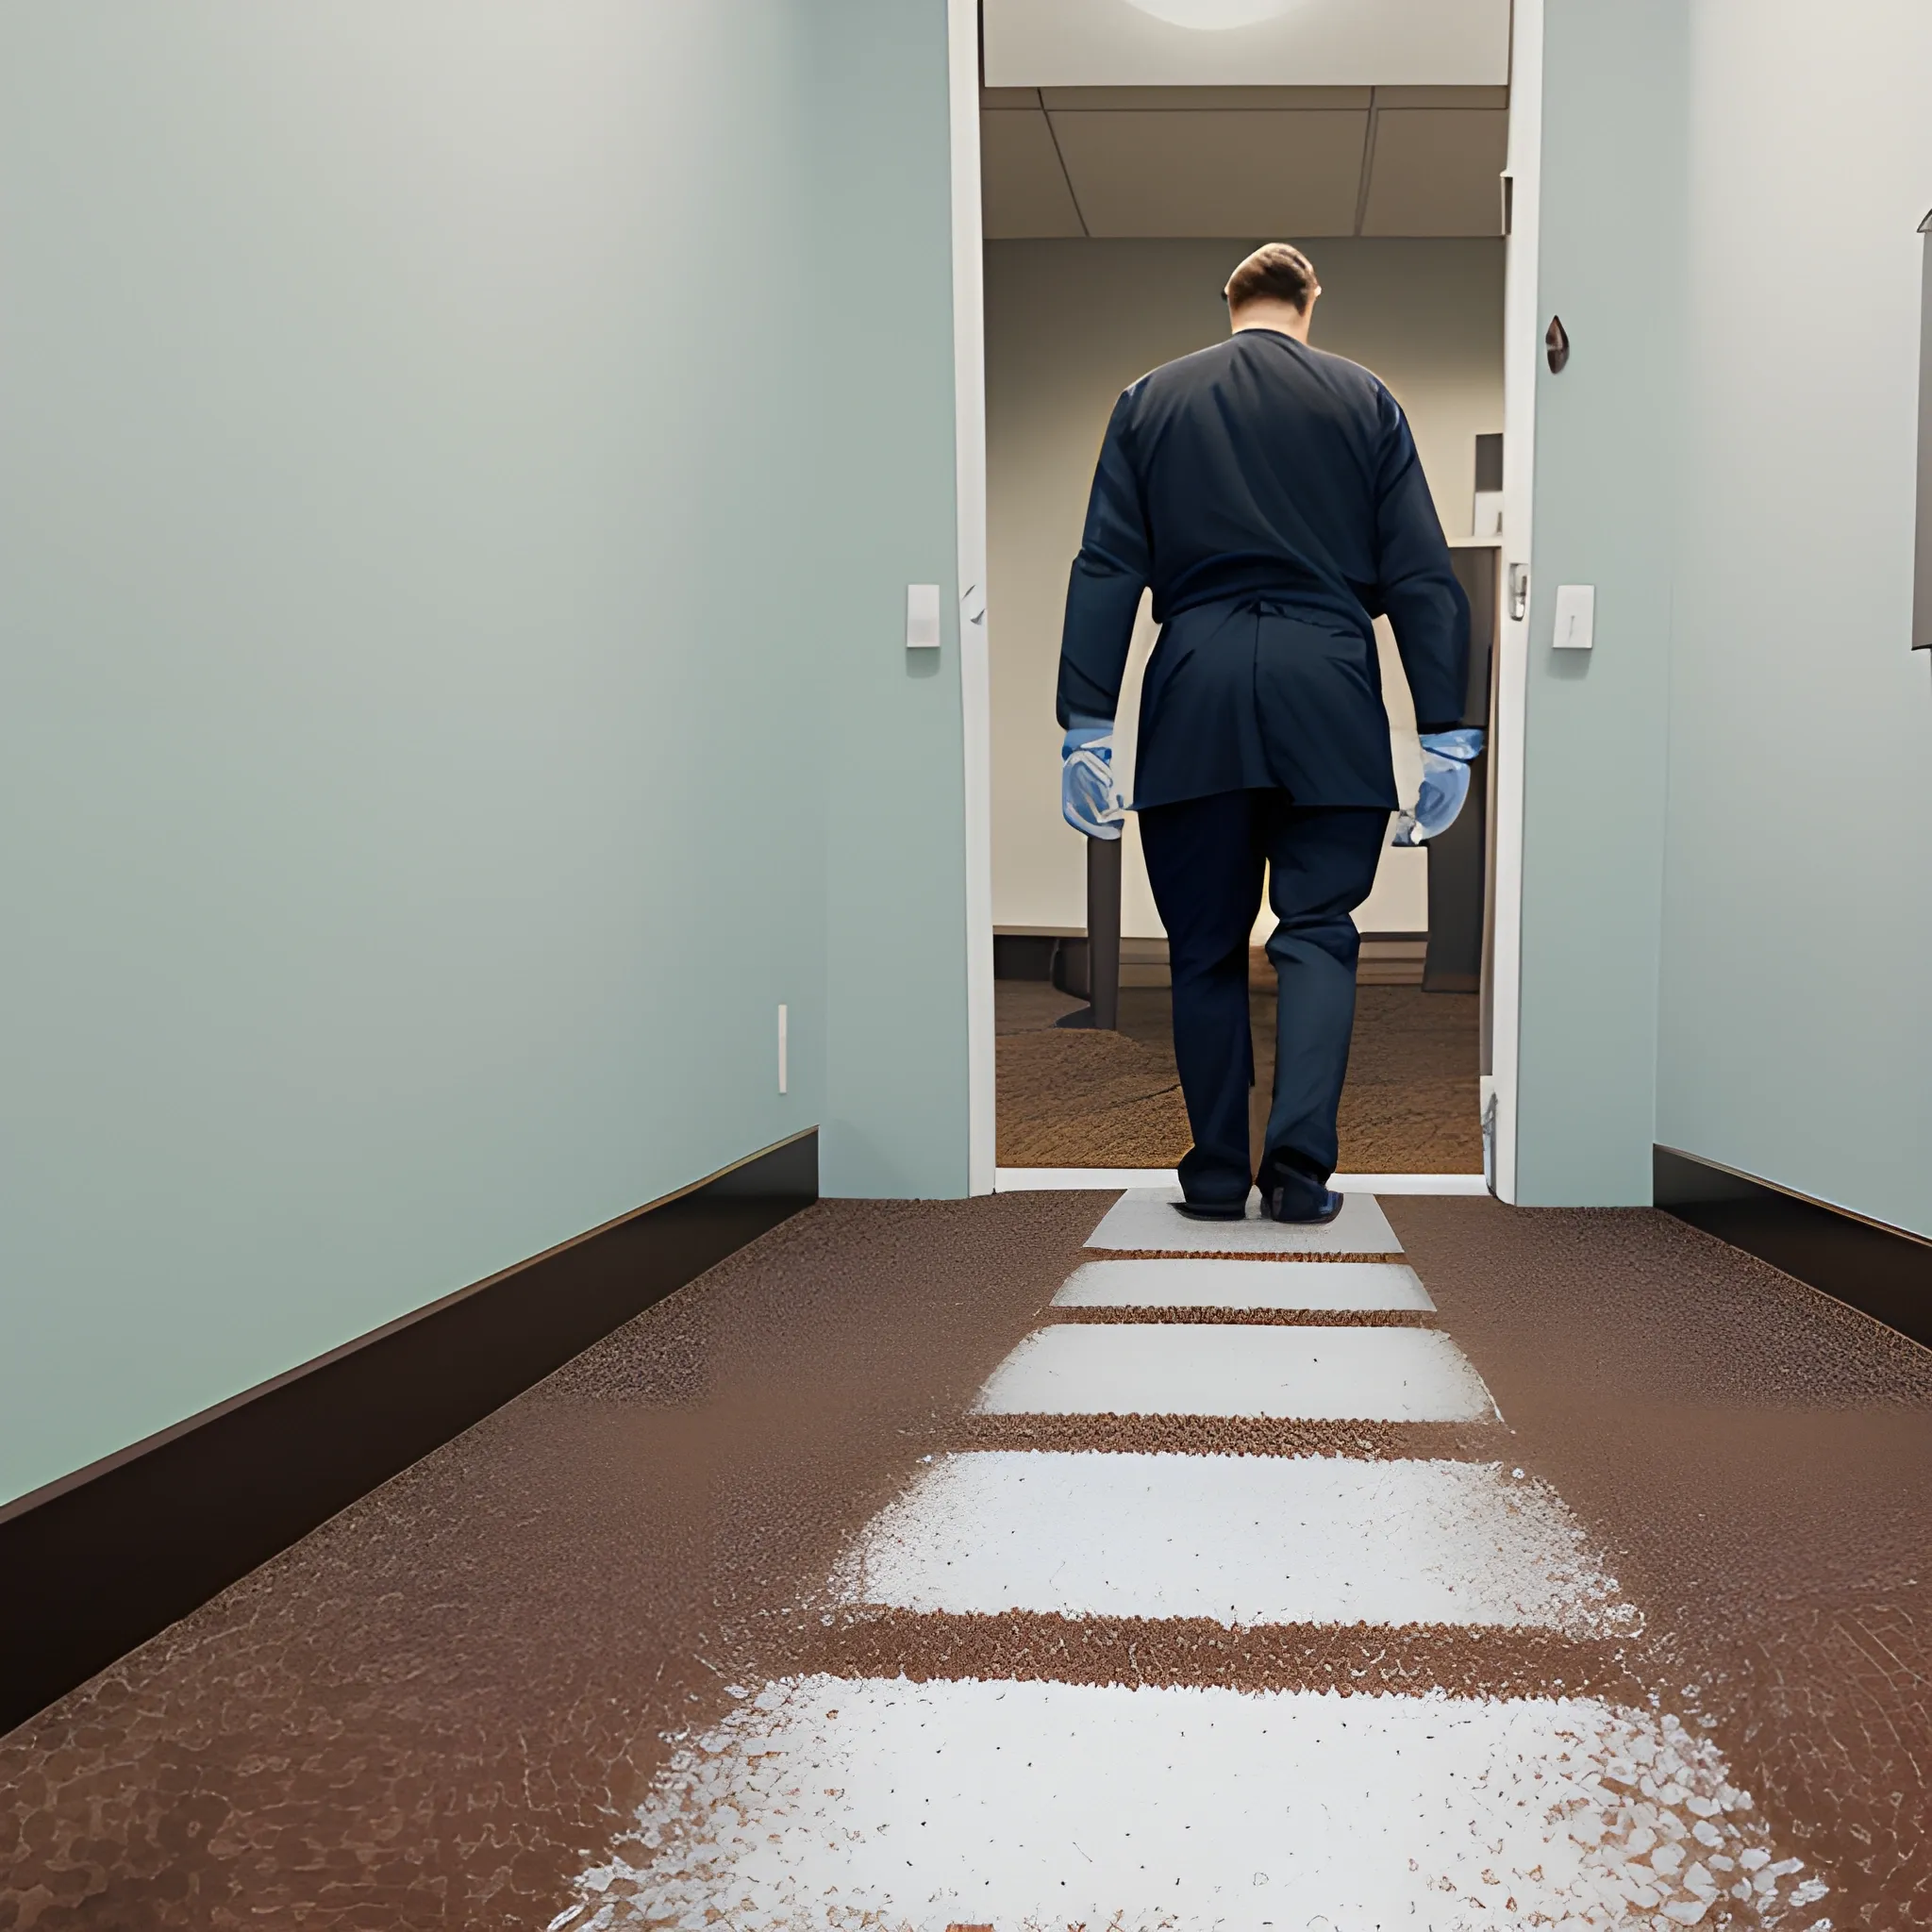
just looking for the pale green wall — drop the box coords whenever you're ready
[1521,0,1932,1224]
[1513,0,1684,1205]
[812,0,973,1199]
[1657,0,1932,1234]
[0,0,969,1507]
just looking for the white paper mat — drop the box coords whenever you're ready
[1053,1257,1433,1311]
[840,1451,1627,1634]
[1085,1186,1402,1254]
[972,1324,1494,1423]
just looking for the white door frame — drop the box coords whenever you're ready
[1487,0,1541,1205]
[944,0,1539,1199]
[946,0,997,1195]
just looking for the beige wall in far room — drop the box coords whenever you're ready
[988,236,1504,939]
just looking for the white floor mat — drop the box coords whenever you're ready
[563,1674,1821,1932]
[973,1323,1496,1423]
[1085,1186,1402,1254]
[837,1452,1631,1634]
[1053,1257,1434,1311]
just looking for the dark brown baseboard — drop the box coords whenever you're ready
[1655,1144,1931,1350]
[0,1130,818,1738]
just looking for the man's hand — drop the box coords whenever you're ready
[1061,723,1126,841]
[1391,727,1484,845]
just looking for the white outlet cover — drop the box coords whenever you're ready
[906,583,941,649]
[1553,583,1595,650]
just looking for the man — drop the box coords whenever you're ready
[1057,242,1481,1224]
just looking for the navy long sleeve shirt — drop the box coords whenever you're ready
[1057,326,1470,810]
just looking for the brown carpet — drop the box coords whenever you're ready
[0,1195,1110,1931]
[994,1020,1196,1167]
[5,1194,1926,1925]
[996,968,1482,1172]
[1386,1196,1932,1928]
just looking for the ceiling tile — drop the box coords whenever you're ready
[981,109,1086,240]
[1049,109,1368,239]
[1360,108,1508,236]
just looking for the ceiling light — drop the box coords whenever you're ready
[1124,0,1305,28]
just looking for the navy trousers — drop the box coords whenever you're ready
[1138,792,1388,1212]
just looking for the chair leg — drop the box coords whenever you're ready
[1086,835,1122,1032]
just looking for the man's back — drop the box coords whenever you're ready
[1057,325,1469,760]
[1124,330,1413,629]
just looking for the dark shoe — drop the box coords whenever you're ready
[1265,1184,1344,1225]
[1174,1198,1249,1222]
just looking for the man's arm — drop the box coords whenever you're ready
[1057,391,1151,727]
[1372,387,1470,733]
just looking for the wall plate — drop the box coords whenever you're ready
[1552,582,1595,651]
[906,582,941,650]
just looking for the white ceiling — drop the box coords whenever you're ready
[983,86,1507,241]
[984,0,1510,89]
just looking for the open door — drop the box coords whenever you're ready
[953,0,1538,1197]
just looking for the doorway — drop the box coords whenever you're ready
[955,8,1533,1194]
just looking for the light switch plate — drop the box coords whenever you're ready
[906,582,941,650]
[1553,582,1595,650]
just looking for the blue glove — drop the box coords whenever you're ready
[1061,722,1126,841]
[1392,728,1485,846]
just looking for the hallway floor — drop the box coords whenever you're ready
[995,976,1485,1173]
[3,1193,1928,1928]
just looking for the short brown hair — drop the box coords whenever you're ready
[1224,242,1319,313]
